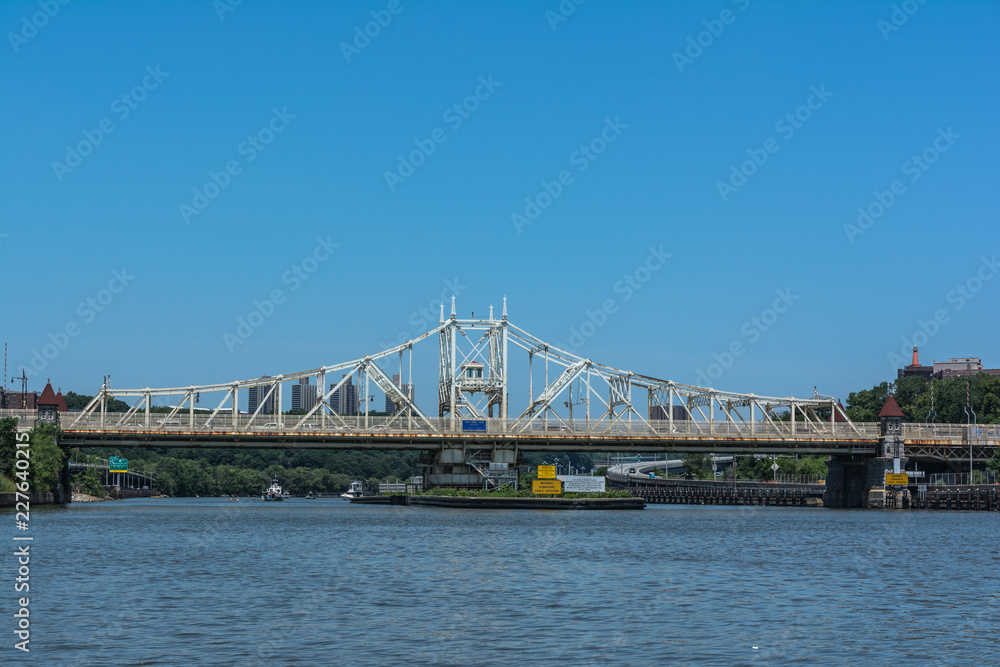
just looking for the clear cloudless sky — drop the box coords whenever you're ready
[1,0,998,413]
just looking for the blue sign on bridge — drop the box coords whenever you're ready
[461,419,487,432]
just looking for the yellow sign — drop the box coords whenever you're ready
[886,473,909,486]
[537,465,556,479]
[532,479,562,495]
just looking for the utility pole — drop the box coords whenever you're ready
[11,369,28,411]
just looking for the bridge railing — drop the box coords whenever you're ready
[62,412,882,440]
[928,471,999,486]
[903,424,1000,441]
[0,409,39,427]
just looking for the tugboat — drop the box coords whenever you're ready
[263,478,285,501]
[340,481,364,500]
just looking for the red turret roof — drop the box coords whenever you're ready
[55,389,69,412]
[834,401,849,422]
[878,396,904,418]
[37,381,59,407]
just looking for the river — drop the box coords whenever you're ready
[4,498,998,665]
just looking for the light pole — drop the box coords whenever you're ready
[965,377,977,482]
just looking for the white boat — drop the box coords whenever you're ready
[264,478,284,501]
[341,481,364,500]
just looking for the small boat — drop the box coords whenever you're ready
[264,478,285,501]
[341,481,364,500]
[305,491,316,499]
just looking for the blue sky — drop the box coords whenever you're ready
[2,0,998,412]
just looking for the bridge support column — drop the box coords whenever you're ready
[824,455,910,508]
[823,456,867,508]
[863,457,909,509]
[419,447,477,488]
[418,444,519,489]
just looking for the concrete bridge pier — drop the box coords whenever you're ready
[418,443,519,488]
[823,456,867,508]
[825,396,912,509]
[863,456,910,508]
[823,455,910,508]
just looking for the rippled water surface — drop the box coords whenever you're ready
[5,498,998,665]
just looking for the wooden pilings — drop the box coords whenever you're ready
[911,486,1000,511]
[621,481,823,507]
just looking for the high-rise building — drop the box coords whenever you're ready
[330,375,358,415]
[248,377,275,415]
[291,377,317,412]
[385,374,414,413]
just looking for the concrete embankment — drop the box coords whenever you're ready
[0,492,56,507]
[352,495,645,510]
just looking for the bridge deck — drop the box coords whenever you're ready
[56,415,1000,461]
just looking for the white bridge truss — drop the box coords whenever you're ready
[70,298,863,441]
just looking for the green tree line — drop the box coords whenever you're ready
[845,374,1000,423]
[73,446,420,497]
[680,452,827,480]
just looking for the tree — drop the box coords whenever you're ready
[987,449,1000,474]
[73,467,106,497]
[893,375,931,420]
[27,423,66,494]
[846,381,893,422]
[681,453,713,479]
[845,375,1000,425]
[0,417,17,481]
[63,391,130,412]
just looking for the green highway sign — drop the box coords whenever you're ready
[109,457,128,473]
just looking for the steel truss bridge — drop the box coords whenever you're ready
[62,299,999,465]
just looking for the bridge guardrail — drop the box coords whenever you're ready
[902,424,1000,440]
[62,412,885,439]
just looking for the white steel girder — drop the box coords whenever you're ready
[70,301,862,441]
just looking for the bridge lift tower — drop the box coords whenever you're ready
[425,297,514,487]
